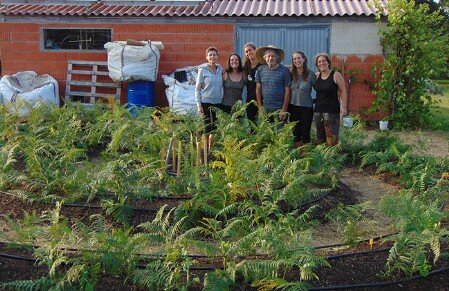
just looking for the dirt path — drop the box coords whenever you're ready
[312,165,400,247]
[365,130,449,159]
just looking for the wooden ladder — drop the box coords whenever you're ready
[65,60,121,105]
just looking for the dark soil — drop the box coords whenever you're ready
[1,183,448,290]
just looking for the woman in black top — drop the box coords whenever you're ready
[243,42,261,125]
[312,53,348,146]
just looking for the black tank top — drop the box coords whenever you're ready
[313,70,340,114]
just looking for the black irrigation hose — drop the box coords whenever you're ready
[0,190,190,212]
[2,250,449,288]
[0,252,37,263]
[297,191,332,209]
[309,265,449,290]
[314,231,398,250]
[326,247,390,260]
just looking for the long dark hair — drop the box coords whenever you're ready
[226,53,243,73]
[291,51,310,82]
[243,42,256,75]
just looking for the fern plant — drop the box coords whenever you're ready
[381,190,448,277]
[325,202,375,245]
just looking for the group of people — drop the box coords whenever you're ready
[194,43,348,147]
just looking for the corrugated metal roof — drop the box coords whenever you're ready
[0,0,381,17]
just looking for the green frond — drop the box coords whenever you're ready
[252,278,309,291]
[203,270,235,291]
[101,199,134,226]
[0,277,55,291]
[238,259,279,281]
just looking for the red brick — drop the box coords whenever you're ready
[191,34,206,44]
[52,61,68,72]
[0,51,11,61]
[365,55,384,64]
[46,53,68,61]
[26,42,40,51]
[24,32,40,42]
[182,24,199,33]
[0,31,10,42]
[218,34,234,44]
[11,32,28,42]
[50,71,66,80]
[346,55,362,63]
[167,25,184,33]
[1,42,13,52]
[13,24,28,33]
[12,43,27,52]
[41,61,55,73]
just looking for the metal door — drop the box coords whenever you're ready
[236,25,330,69]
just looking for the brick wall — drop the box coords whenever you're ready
[0,22,234,106]
[0,22,380,115]
[332,54,383,119]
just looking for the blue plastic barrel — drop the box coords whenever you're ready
[127,80,155,107]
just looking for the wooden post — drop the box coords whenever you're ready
[172,136,176,173]
[177,140,182,176]
[202,135,208,166]
[196,139,202,166]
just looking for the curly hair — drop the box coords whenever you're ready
[314,52,331,70]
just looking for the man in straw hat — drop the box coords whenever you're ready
[255,45,291,121]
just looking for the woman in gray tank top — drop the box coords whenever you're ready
[221,53,246,114]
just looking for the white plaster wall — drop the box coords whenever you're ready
[330,21,383,55]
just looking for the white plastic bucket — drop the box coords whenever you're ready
[343,116,354,128]
[379,120,389,131]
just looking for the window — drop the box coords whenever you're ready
[43,29,112,50]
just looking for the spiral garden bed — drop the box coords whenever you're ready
[0,104,448,290]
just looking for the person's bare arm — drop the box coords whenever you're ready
[334,71,348,118]
[280,87,291,120]
[195,68,204,114]
[256,83,264,113]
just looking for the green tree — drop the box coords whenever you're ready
[372,0,449,128]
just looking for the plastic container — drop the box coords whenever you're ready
[343,116,354,128]
[127,80,155,107]
[379,120,389,131]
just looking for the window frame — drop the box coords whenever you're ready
[41,28,113,52]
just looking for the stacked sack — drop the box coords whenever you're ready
[104,40,161,83]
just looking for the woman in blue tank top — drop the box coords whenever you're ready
[289,51,316,148]
[312,53,348,146]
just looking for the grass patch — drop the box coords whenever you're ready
[431,80,449,131]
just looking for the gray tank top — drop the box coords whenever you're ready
[222,73,245,107]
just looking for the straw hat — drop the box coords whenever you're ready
[255,45,285,64]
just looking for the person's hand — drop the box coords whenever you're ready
[198,106,204,115]
[258,106,265,116]
[279,110,287,121]
[340,107,347,119]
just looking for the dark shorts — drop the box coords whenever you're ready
[314,112,340,146]
[201,102,219,134]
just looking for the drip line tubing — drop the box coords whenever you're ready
[0,252,37,262]
[297,190,332,209]
[326,247,390,260]
[309,265,449,290]
[0,190,188,212]
[314,231,398,250]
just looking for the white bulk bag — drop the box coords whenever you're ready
[0,71,59,117]
[104,41,160,82]
[162,66,199,115]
